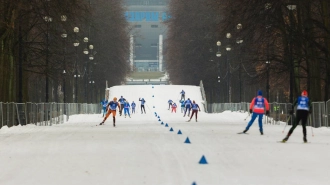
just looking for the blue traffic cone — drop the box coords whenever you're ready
[152,95,154,97]
[161,122,164,125]
[192,182,197,185]
[169,127,174,131]
[184,137,191,144]
[199,155,208,164]
[158,119,161,121]
[177,130,182,134]
[158,116,160,118]
[165,123,169,127]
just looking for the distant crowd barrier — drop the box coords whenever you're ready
[207,101,330,128]
[0,103,101,129]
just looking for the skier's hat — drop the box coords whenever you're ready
[301,90,308,97]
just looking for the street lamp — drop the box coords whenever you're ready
[236,23,243,102]
[83,37,89,102]
[216,41,222,102]
[73,27,79,103]
[89,80,95,103]
[226,33,232,103]
[287,4,296,105]
[61,15,67,103]
[44,13,52,102]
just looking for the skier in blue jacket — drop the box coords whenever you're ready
[282,90,312,143]
[101,98,108,117]
[139,98,146,114]
[131,101,136,114]
[180,90,185,101]
[118,96,126,116]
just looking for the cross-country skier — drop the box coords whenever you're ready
[242,90,269,135]
[118,96,126,116]
[180,90,185,101]
[124,100,131,118]
[183,98,192,117]
[131,101,136,114]
[188,100,201,122]
[101,98,108,117]
[100,97,121,127]
[139,98,146,114]
[171,102,177,113]
[168,99,173,110]
[282,90,312,143]
[180,100,185,113]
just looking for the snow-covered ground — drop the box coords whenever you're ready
[1,85,330,185]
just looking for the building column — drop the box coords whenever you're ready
[130,35,134,71]
[159,34,163,72]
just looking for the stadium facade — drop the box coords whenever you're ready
[124,0,169,72]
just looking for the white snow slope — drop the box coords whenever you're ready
[1,85,330,185]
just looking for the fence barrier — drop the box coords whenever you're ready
[1,100,329,129]
[0,102,101,129]
[207,101,330,128]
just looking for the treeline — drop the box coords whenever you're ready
[0,0,130,103]
[165,0,330,103]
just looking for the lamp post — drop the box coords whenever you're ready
[73,27,80,103]
[89,80,95,103]
[265,3,272,101]
[61,15,67,103]
[236,24,244,102]
[83,37,89,102]
[287,4,296,104]
[226,33,232,103]
[44,14,52,102]
[216,41,222,102]
[88,44,94,103]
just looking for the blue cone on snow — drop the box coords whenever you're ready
[177,130,182,134]
[184,137,191,144]
[161,122,164,125]
[169,127,174,131]
[158,119,161,121]
[153,106,155,108]
[152,86,154,88]
[199,155,208,164]
[158,116,160,118]
[165,123,169,127]
[152,95,154,97]
[192,182,197,185]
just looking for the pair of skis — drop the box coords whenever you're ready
[96,123,116,127]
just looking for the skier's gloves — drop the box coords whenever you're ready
[289,110,293,115]
[266,110,269,116]
[249,109,252,113]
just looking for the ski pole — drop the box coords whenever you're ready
[282,116,291,133]
[309,116,314,137]
[244,114,249,121]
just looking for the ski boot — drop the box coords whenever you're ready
[187,119,191,122]
[195,119,197,122]
[260,131,264,135]
[243,129,248,133]
[303,136,308,143]
[99,121,104,125]
[282,135,290,143]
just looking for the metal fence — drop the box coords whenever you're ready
[0,102,101,129]
[207,101,330,128]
